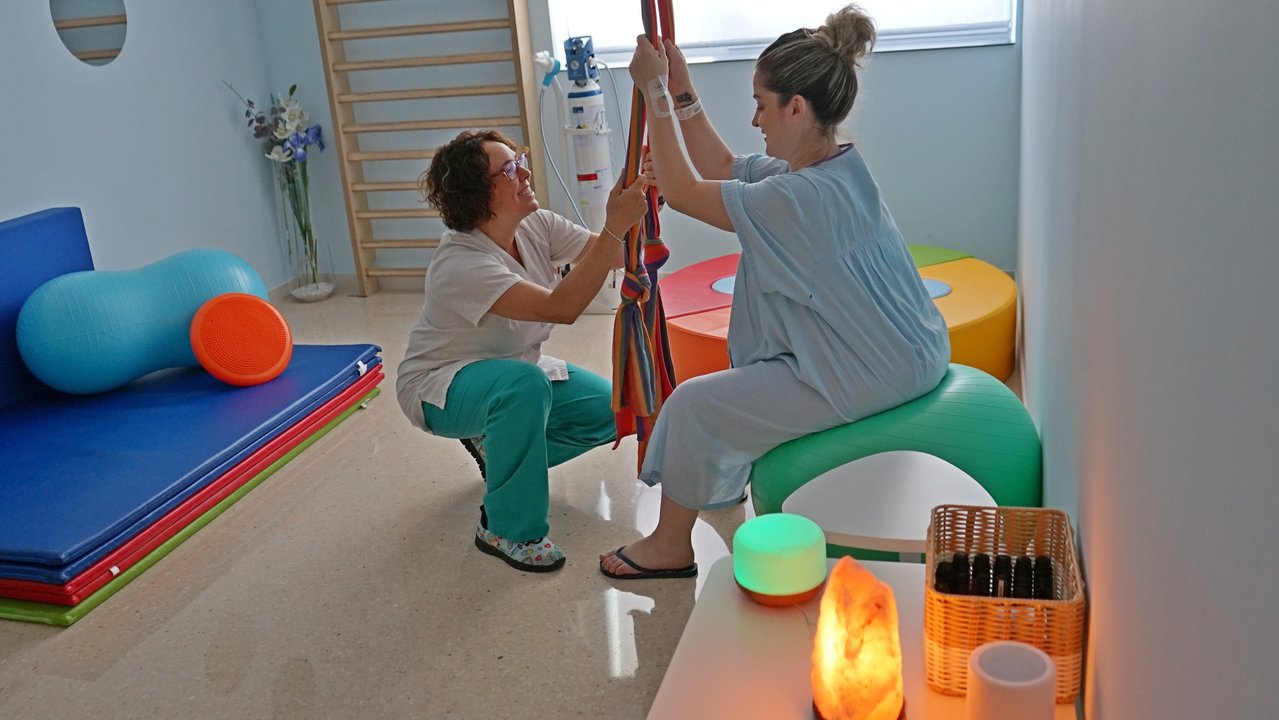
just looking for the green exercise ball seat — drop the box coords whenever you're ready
[749,364,1042,522]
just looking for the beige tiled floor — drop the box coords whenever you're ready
[0,290,752,719]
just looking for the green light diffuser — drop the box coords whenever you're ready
[732,513,827,597]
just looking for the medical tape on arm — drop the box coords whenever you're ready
[646,76,672,118]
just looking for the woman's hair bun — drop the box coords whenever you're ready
[816,4,876,67]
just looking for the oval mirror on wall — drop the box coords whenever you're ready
[50,0,128,66]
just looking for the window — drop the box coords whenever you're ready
[546,0,1016,67]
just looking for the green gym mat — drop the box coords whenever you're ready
[909,244,971,268]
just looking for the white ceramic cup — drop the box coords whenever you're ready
[966,641,1056,720]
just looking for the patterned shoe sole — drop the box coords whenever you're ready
[460,438,486,480]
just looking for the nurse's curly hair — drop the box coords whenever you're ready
[420,129,521,231]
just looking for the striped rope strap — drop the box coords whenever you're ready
[611,0,678,472]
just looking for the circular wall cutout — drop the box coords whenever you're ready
[50,0,127,66]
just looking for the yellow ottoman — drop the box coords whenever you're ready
[917,258,1017,381]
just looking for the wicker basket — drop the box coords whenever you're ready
[923,504,1085,703]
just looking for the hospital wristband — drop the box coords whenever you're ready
[675,98,703,121]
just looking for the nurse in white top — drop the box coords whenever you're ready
[396,129,648,573]
[600,5,950,580]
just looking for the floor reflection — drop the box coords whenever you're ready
[603,587,655,678]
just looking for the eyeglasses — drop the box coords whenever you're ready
[491,152,529,181]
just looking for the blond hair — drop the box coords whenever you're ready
[755,4,876,130]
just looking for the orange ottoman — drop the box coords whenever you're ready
[667,306,731,381]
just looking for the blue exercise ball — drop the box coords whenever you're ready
[16,249,268,394]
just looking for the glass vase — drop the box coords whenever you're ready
[275,160,333,302]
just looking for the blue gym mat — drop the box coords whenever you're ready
[0,344,381,583]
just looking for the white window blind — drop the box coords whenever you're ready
[547,1,1016,66]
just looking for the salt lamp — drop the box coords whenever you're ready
[812,556,906,720]
[732,513,827,606]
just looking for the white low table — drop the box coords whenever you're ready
[648,557,1078,719]
[782,451,995,560]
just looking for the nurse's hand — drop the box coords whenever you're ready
[603,173,649,239]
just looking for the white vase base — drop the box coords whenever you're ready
[291,281,334,302]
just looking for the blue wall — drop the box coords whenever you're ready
[1,1,1022,284]
[0,1,294,287]
[251,0,349,283]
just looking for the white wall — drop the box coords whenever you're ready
[0,1,293,287]
[1020,2,1279,717]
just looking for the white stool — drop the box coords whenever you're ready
[781,450,995,561]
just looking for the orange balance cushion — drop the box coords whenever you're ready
[190,293,293,386]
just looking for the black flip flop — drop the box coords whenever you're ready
[600,546,698,580]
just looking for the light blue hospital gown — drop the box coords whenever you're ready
[639,145,950,510]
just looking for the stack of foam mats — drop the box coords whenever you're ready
[0,343,382,626]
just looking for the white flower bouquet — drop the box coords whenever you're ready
[226,82,330,300]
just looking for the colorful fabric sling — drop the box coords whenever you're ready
[611,0,678,471]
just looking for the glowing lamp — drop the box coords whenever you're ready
[732,513,827,606]
[812,556,906,720]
